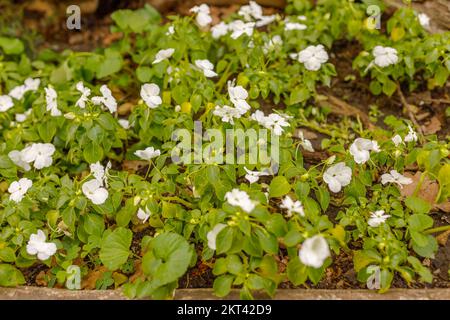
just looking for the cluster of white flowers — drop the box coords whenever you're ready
[372,46,399,68]
[9,143,56,171]
[417,12,430,28]
[137,207,151,223]
[0,95,14,112]
[8,177,32,203]
[210,20,255,40]
[91,84,117,113]
[213,105,242,124]
[251,110,290,136]
[349,138,380,164]
[224,188,255,213]
[368,210,390,227]
[323,162,352,193]
[392,125,418,146]
[75,81,91,109]
[194,59,218,78]
[213,82,252,123]
[280,195,305,217]
[9,78,40,100]
[82,161,111,205]
[381,170,412,188]
[26,230,57,261]
[290,45,328,71]
[243,167,270,184]
[297,131,314,152]
[263,35,283,54]
[140,83,162,108]
[153,48,175,64]
[299,235,330,268]
[190,4,212,28]
[135,146,161,161]
[207,223,227,250]
[45,86,61,116]
[238,1,276,27]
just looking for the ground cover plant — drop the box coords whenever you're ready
[0,0,449,299]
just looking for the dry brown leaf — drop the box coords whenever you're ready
[81,266,108,290]
[122,160,148,173]
[436,229,450,246]
[118,102,135,116]
[35,271,48,286]
[422,116,442,135]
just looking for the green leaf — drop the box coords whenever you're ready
[0,248,16,263]
[99,227,132,271]
[216,227,234,254]
[408,213,433,231]
[0,37,24,55]
[287,259,307,285]
[353,250,381,272]
[269,176,291,198]
[97,49,123,79]
[83,142,103,163]
[0,264,25,287]
[213,274,234,297]
[315,186,330,211]
[405,197,432,215]
[289,87,310,105]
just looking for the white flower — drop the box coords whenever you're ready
[392,134,403,146]
[75,81,91,109]
[15,112,29,122]
[404,125,418,143]
[9,78,40,100]
[224,188,255,213]
[380,170,412,188]
[366,265,381,290]
[298,15,307,21]
[190,4,212,27]
[8,178,32,203]
[265,113,290,136]
[228,20,255,39]
[285,22,307,31]
[349,138,379,164]
[90,161,110,186]
[21,143,56,169]
[417,13,430,28]
[238,1,263,21]
[153,48,175,64]
[194,59,218,77]
[8,150,31,171]
[137,207,151,223]
[297,131,314,152]
[135,146,161,161]
[26,230,57,261]
[211,22,229,39]
[118,119,130,129]
[82,179,108,205]
[299,235,330,268]
[373,46,398,68]
[263,35,283,54]
[213,105,242,124]
[45,87,61,116]
[368,210,390,227]
[280,195,305,217]
[166,25,175,35]
[255,15,276,27]
[140,83,162,109]
[294,45,328,71]
[207,223,227,250]
[0,95,14,112]
[92,85,117,113]
[323,162,352,193]
[228,84,251,114]
[244,167,269,184]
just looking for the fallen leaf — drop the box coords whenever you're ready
[436,229,450,246]
[122,160,148,173]
[118,102,135,116]
[81,266,108,290]
[35,270,48,286]
[422,116,442,135]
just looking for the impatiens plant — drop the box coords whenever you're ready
[0,0,448,299]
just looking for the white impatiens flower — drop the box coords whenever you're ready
[285,22,307,31]
[263,35,283,54]
[392,134,403,146]
[380,170,413,188]
[8,150,31,171]
[211,22,229,39]
[349,138,379,164]
[152,48,175,64]
[280,195,305,217]
[224,188,255,213]
[21,143,56,170]
[194,59,218,78]
[190,4,212,28]
[75,81,91,109]
[366,265,381,290]
[137,207,151,223]
[417,13,430,28]
[90,161,111,187]
[299,235,330,268]
[45,87,61,116]
[323,162,352,193]
[0,95,14,112]
[238,1,263,21]
[368,210,391,227]
[26,230,57,261]
[92,85,117,113]
[8,178,32,203]
[373,46,398,68]
[82,179,108,205]
[228,20,255,39]
[404,125,418,143]
[9,78,40,100]
[207,223,227,250]
[292,45,328,71]
[118,119,130,129]
[251,111,291,136]
[140,83,162,109]
[213,105,242,124]
[228,84,251,114]
[297,131,314,152]
[166,25,175,35]
[243,167,269,184]
[134,146,161,161]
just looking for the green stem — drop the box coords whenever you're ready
[424,225,450,234]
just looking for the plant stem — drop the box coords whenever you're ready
[425,225,450,234]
